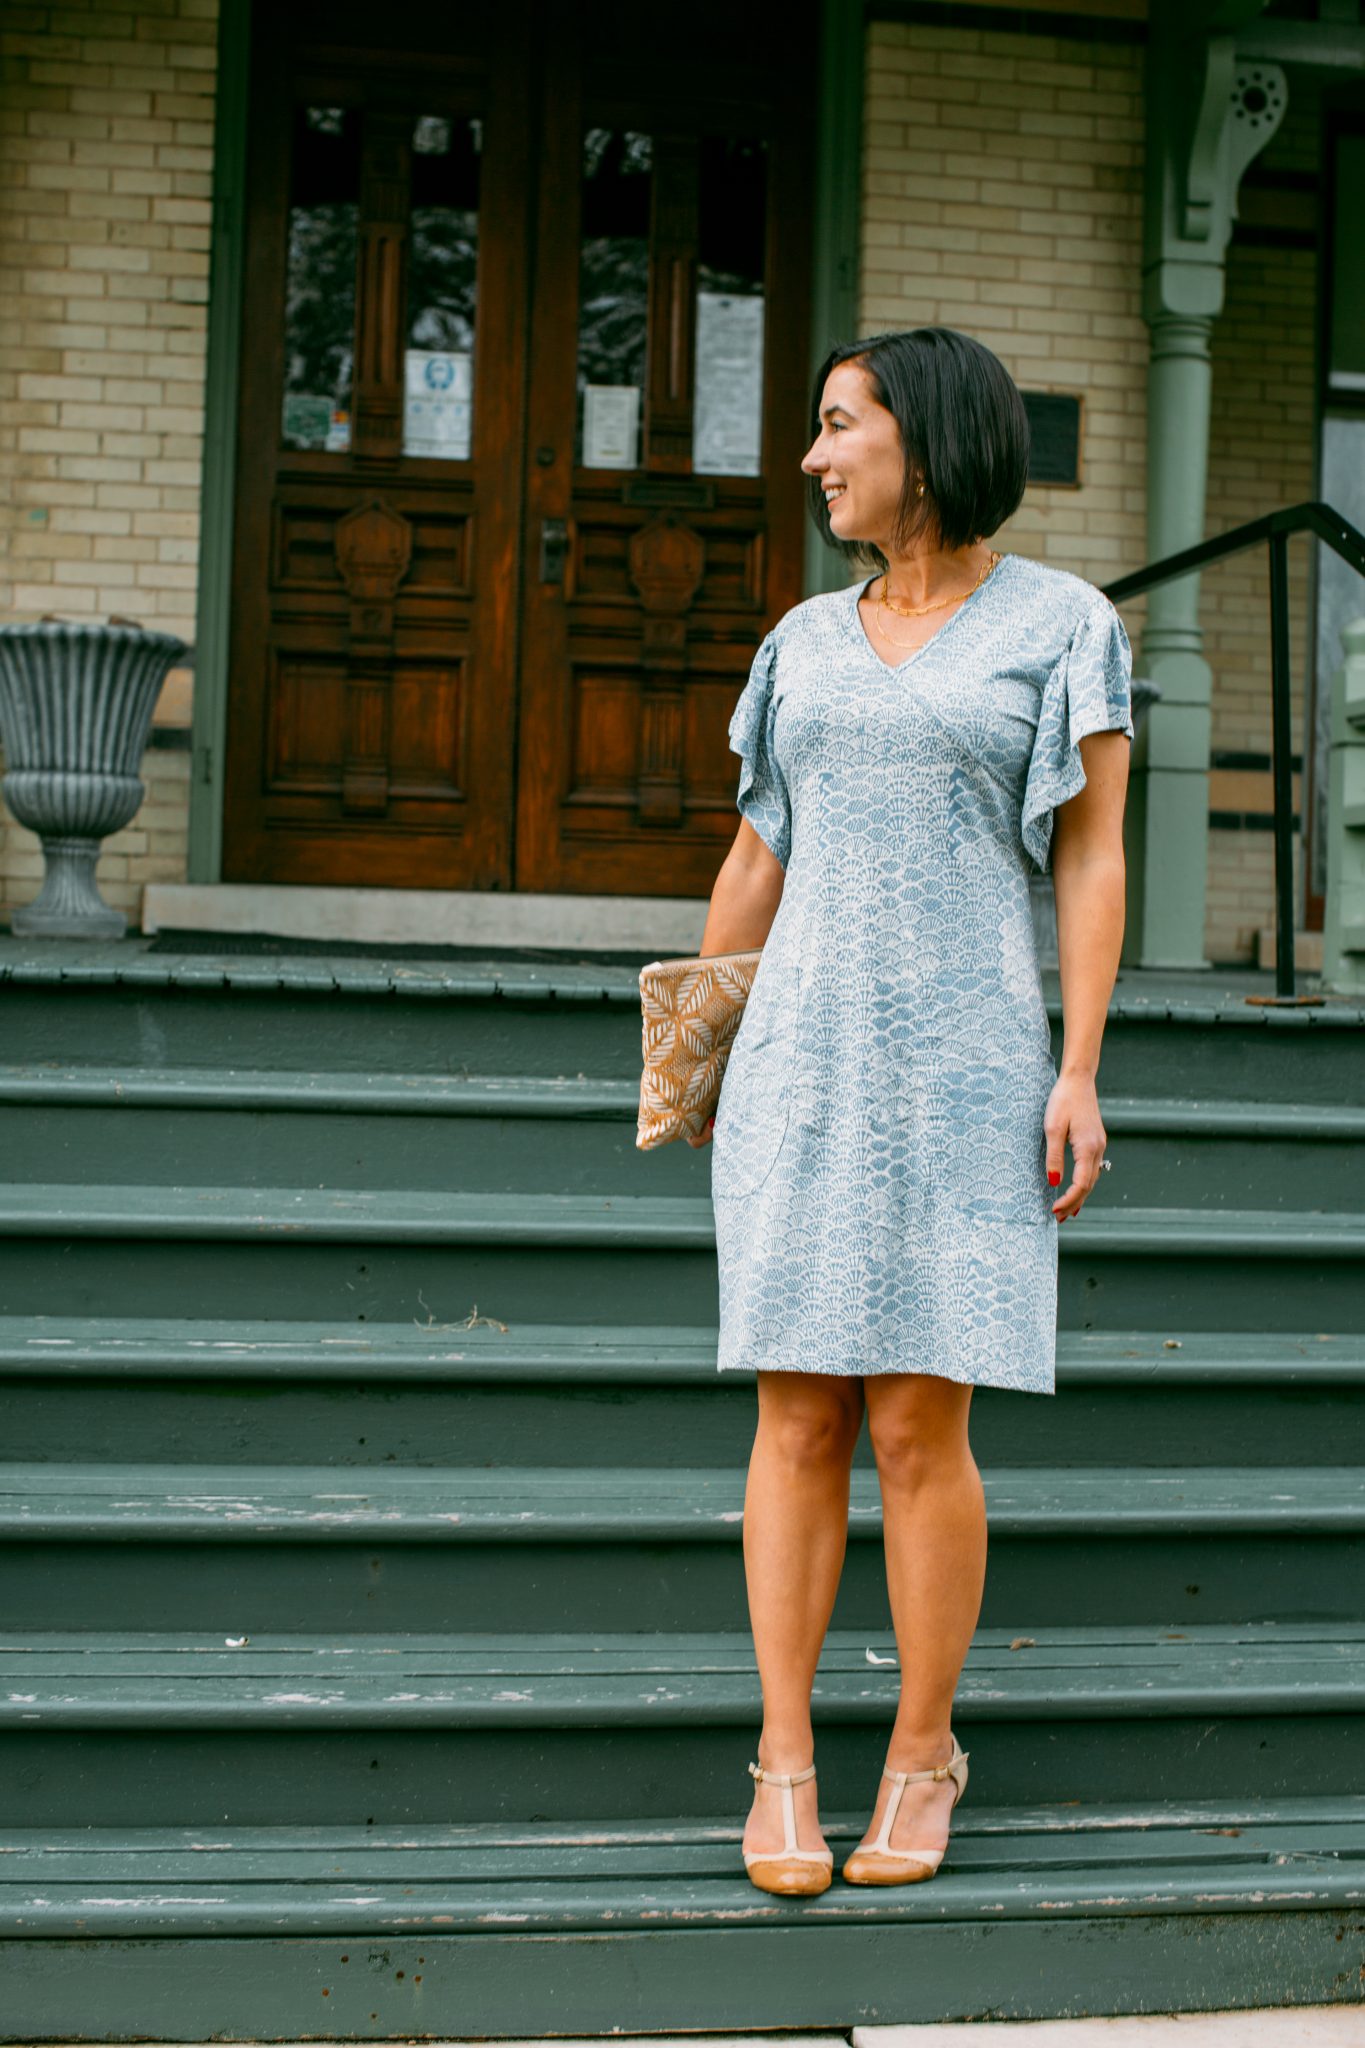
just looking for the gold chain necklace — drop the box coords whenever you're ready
[873,551,1000,649]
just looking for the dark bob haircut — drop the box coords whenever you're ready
[807,327,1031,568]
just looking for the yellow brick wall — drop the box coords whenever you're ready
[0,0,215,923]
[860,22,1149,589]
[859,17,1322,966]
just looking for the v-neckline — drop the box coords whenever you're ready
[849,553,1013,674]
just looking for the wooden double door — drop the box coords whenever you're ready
[224,0,816,894]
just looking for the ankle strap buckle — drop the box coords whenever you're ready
[749,1759,815,1787]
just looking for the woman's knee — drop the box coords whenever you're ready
[756,1372,864,1468]
[865,1376,972,1483]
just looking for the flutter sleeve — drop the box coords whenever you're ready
[728,628,792,869]
[1021,594,1135,874]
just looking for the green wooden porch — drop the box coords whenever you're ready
[0,938,1361,2036]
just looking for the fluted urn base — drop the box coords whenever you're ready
[10,835,126,938]
[0,620,187,940]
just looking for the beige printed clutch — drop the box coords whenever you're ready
[636,947,764,1150]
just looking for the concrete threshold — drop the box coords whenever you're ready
[141,884,711,954]
[852,2007,1361,2043]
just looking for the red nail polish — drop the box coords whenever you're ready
[1047,1171,1061,1186]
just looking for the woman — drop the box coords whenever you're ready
[686,328,1133,1897]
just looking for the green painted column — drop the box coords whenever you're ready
[1128,3,1287,968]
[188,0,251,884]
[1127,299,1220,970]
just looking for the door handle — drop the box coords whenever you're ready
[539,517,568,585]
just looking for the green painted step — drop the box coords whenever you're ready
[1,1809,1361,2036]
[3,1068,1362,1209]
[6,1460,1361,1538]
[8,1623,1361,1720]
[2,1322,1361,1471]
[3,1318,1358,1386]
[2,1462,1358,1634]
[0,1188,1359,1328]
[3,1185,1356,1255]
[2,951,1362,1107]
[2,1625,1362,1827]
[16,1069,1365,1133]
[1,1799,1361,1935]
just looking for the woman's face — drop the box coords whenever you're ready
[801,360,918,552]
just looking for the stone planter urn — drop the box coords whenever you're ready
[0,620,188,938]
[1029,675,1162,968]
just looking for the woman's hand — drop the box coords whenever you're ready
[686,1115,716,1150]
[1044,1072,1107,1221]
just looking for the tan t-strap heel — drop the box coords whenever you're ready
[841,1732,969,1886]
[742,1759,834,1895]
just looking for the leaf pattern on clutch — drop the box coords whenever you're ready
[636,949,764,1147]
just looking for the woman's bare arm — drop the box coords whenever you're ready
[1045,727,1130,1217]
[698,819,786,951]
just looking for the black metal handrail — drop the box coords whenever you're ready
[1101,501,1365,1000]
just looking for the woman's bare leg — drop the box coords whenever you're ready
[742,1368,865,1858]
[850,1372,986,1858]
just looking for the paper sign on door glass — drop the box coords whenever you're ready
[693,292,764,476]
[403,349,472,460]
[583,384,640,469]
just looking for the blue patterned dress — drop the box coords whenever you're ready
[711,552,1134,1393]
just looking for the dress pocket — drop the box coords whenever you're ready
[709,956,798,1200]
[941,1056,1055,1225]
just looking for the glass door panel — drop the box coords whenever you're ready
[693,134,767,477]
[571,124,771,477]
[278,102,484,464]
[404,113,481,462]
[280,105,362,451]
[576,128,652,469]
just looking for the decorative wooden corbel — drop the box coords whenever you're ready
[628,514,705,827]
[334,496,413,815]
[1180,38,1287,244]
